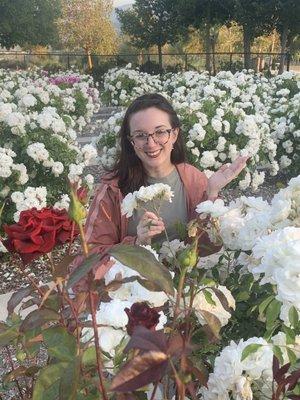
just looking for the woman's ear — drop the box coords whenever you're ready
[172,128,179,143]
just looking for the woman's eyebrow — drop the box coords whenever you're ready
[132,125,167,133]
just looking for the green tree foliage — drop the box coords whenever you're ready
[173,0,231,73]
[228,0,275,69]
[116,0,187,70]
[0,0,61,49]
[272,0,300,72]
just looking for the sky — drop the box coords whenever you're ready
[113,0,134,7]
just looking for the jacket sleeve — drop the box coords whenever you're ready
[70,183,136,289]
[188,171,223,257]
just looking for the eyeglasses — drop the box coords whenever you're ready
[129,128,173,147]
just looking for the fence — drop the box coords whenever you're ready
[0,51,296,75]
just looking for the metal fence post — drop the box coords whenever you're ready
[67,54,70,69]
[286,52,291,71]
[185,54,188,70]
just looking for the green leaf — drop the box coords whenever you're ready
[20,309,60,332]
[43,327,77,362]
[0,328,18,347]
[82,346,97,366]
[286,347,297,366]
[241,344,263,361]
[289,306,299,328]
[235,291,250,302]
[266,299,281,330]
[273,345,284,365]
[283,325,296,345]
[66,253,100,289]
[258,295,274,315]
[59,357,81,400]
[33,362,69,400]
[108,244,174,296]
[203,289,216,306]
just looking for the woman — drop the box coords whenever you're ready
[83,93,247,275]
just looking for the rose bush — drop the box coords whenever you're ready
[0,68,99,233]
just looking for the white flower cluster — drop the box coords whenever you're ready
[11,186,47,222]
[196,174,300,325]
[102,64,164,106]
[82,246,168,355]
[121,183,174,218]
[0,68,99,228]
[201,332,300,400]
[0,147,28,185]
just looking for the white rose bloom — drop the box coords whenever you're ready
[51,161,64,177]
[98,327,127,355]
[196,199,228,218]
[193,285,235,327]
[211,118,223,133]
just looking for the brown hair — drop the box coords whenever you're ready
[107,93,186,196]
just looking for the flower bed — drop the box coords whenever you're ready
[0,69,100,234]
[98,66,300,187]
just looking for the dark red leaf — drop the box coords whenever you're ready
[274,361,291,384]
[124,326,167,353]
[110,351,168,392]
[186,382,198,400]
[286,369,300,391]
[273,355,280,383]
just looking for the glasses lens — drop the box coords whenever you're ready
[131,129,171,146]
[153,129,170,144]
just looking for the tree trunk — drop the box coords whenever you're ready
[204,24,211,73]
[158,44,163,72]
[243,26,252,70]
[86,48,93,70]
[279,25,288,74]
[211,35,216,75]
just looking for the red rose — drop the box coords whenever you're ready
[125,302,160,336]
[4,207,78,265]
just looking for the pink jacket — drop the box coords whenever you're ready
[84,163,220,260]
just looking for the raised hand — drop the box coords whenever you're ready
[207,156,249,197]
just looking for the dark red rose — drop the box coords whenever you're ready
[125,302,160,336]
[4,207,78,265]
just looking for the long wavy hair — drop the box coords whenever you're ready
[106,93,186,196]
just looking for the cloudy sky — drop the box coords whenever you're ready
[113,0,134,7]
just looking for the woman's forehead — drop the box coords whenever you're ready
[129,107,170,131]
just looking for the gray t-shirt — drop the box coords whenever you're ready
[127,168,188,245]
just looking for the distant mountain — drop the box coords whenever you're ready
[112,3,133,32]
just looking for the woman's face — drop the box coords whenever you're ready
[128,107,178,176]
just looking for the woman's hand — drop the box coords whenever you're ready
[207,156,249,198]
[136,211,165,245]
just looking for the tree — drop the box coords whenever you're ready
[0,0,61,49]
[57,0,118,69]
[116,0,187,71]
[228,0,275,69]
[272,0,300,73]
[173,0,231,73]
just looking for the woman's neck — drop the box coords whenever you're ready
[145,163,175,179]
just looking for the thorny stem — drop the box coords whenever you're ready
[78,222,108,399]
[169,358,185,400]
[89,288,109,400]
[14,257,44,298]
[150,380,159,400]
[68,221,76,255]
[78,222,89,257]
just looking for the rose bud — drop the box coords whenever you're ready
[77,186,89,205]
[124,302,160,336]
[69,189,87,225]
